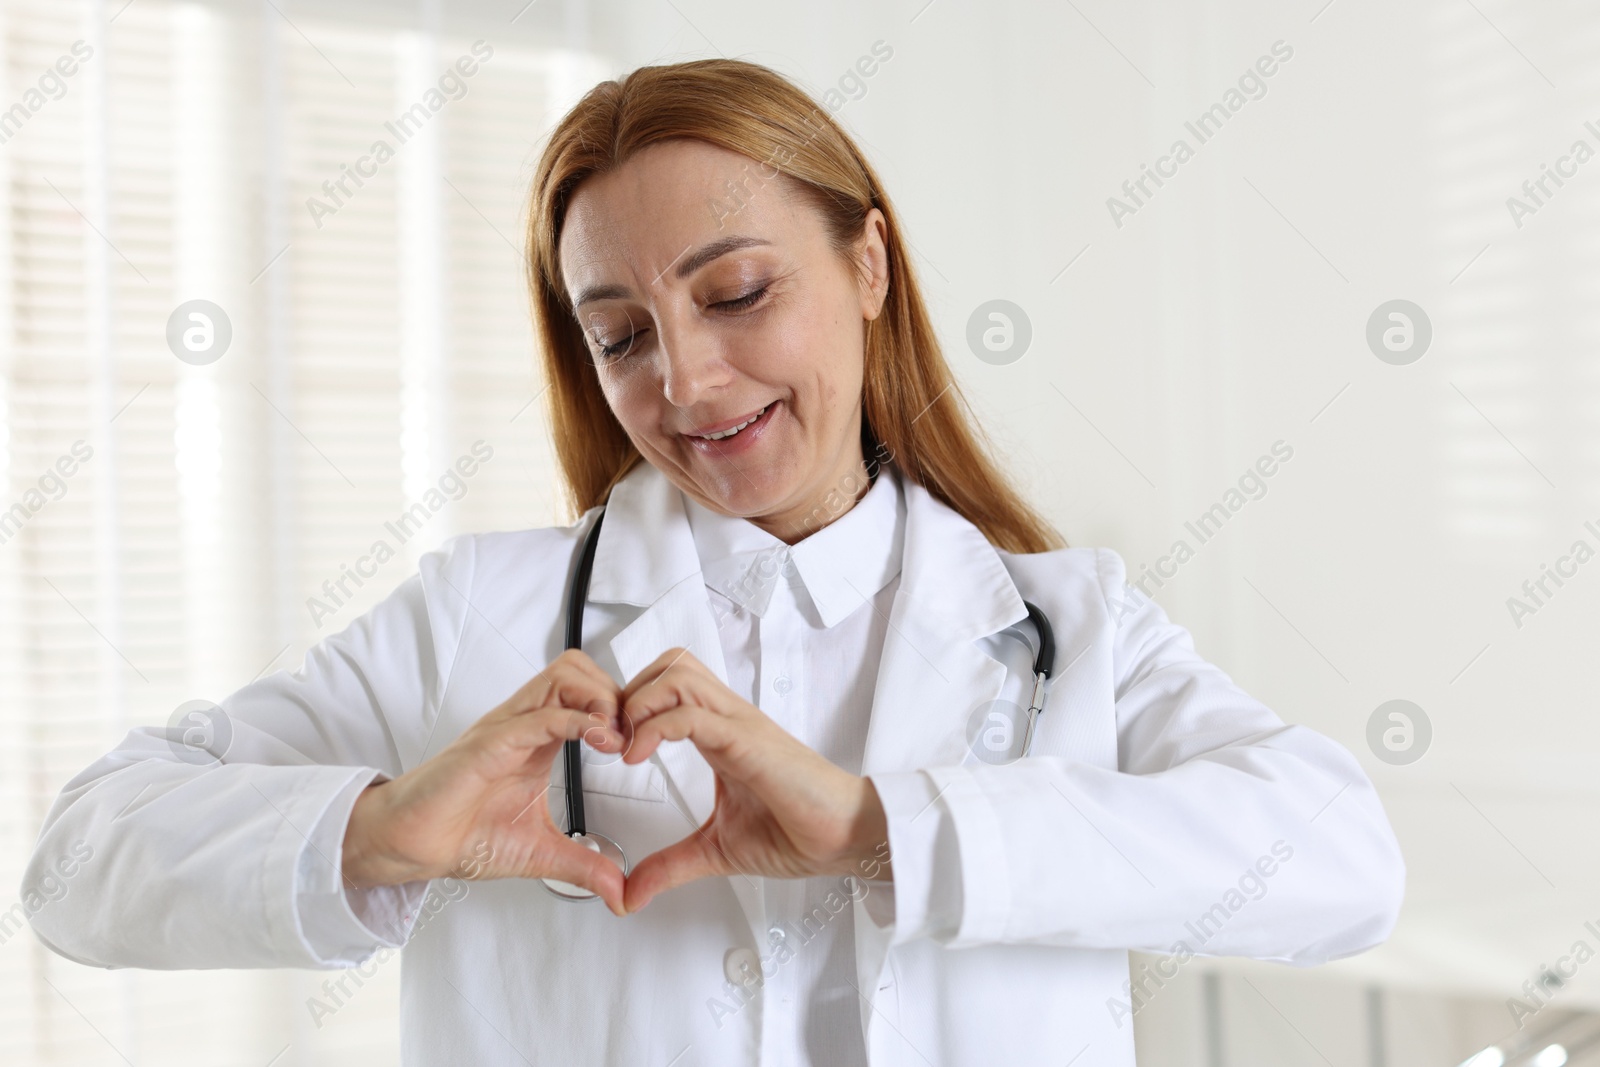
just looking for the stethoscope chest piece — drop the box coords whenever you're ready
[539,830,628,902]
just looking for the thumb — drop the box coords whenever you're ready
[541,834,627,916]
[623,832,726,913]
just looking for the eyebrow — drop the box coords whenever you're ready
[570,235,772,309]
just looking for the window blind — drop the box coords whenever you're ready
[0,1,605,1062]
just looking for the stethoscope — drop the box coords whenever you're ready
[540,504,1058,902]
[540,507,630,902]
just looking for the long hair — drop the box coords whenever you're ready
[525,58,1065,553]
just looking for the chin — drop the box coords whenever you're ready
[679,459,806,521]
[699,474,796,520]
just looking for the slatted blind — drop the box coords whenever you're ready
[0,1,605,1062]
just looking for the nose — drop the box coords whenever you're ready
[656,314,728,412]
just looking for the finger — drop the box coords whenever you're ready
[480,671,594,727]
[540,833,627,916]
[512,661,621,722]
[619,672,693,737]
[479,706,620,765]
[580,705,629,754]
[623,831,725,913]
[619,653,726,736]
[553,648,623,696]
[624,703,738,766]
[542,669,622,720]
[618,646,703,704]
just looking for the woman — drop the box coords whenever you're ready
[24,58,1403,1066]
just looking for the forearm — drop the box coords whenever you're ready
[23,737,387,969]
[870,728,1404,960]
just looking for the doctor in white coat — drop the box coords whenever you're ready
[24,57,1404,1066]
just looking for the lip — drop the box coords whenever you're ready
[683,404,773,438]
[683,400,780,457]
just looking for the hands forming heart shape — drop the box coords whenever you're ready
[341,648,893,916]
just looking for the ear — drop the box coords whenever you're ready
[854,207,890,322]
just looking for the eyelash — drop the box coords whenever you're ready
[715,285,769,312]
[595,285,770,360]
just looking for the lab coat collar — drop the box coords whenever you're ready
[881,467,1028,646]
[854,466,1031,772]
[586,459,702,608]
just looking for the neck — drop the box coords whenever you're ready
[751,447,875,546]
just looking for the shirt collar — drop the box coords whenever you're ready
[682,464,905,627]
[587,454,1028,648]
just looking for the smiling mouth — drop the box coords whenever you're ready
[687,404,771,441]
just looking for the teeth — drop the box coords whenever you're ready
[697,405,767,441]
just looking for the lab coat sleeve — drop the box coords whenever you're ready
[869,548,1405,964]
[292,769,430,965]
[859,772,959,938]
[19,535,474,970]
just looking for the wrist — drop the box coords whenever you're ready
[342,782,430,889]
[843,778,893,882]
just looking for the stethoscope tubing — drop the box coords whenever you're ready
[540,508,616,903]
[561,507,607,838]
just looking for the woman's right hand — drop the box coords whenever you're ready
[340,649,630,915]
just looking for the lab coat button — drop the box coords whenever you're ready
[767,923,787,945]
[724,946,761,984]
[774,676,793,695]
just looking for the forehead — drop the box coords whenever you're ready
[557,139,810,295]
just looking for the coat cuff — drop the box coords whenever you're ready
[923,763,1016,946]
[291,769,428,966]
[863,769,963,945]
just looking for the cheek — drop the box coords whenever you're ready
[595,382,649,447]
[812,318,865,406]
[597,371,658,435]
[767,297,861,398]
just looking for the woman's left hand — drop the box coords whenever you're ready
[616,647,891,913]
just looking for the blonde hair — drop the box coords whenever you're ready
[525,58,1065,553]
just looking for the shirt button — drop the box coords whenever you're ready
[767,923,788,946]
[724,946,760,985]
[774,676,793,695]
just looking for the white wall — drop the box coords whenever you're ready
[596,0,1600,1015]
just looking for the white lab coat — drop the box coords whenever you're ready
[24,459,1404,1067]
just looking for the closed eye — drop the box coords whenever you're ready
[591,285,770,361]
[714,285,769,312]
[598,334,636,359]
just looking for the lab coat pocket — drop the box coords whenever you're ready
[550,746,669,803]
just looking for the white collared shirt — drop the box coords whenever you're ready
[681,464,905,1067]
